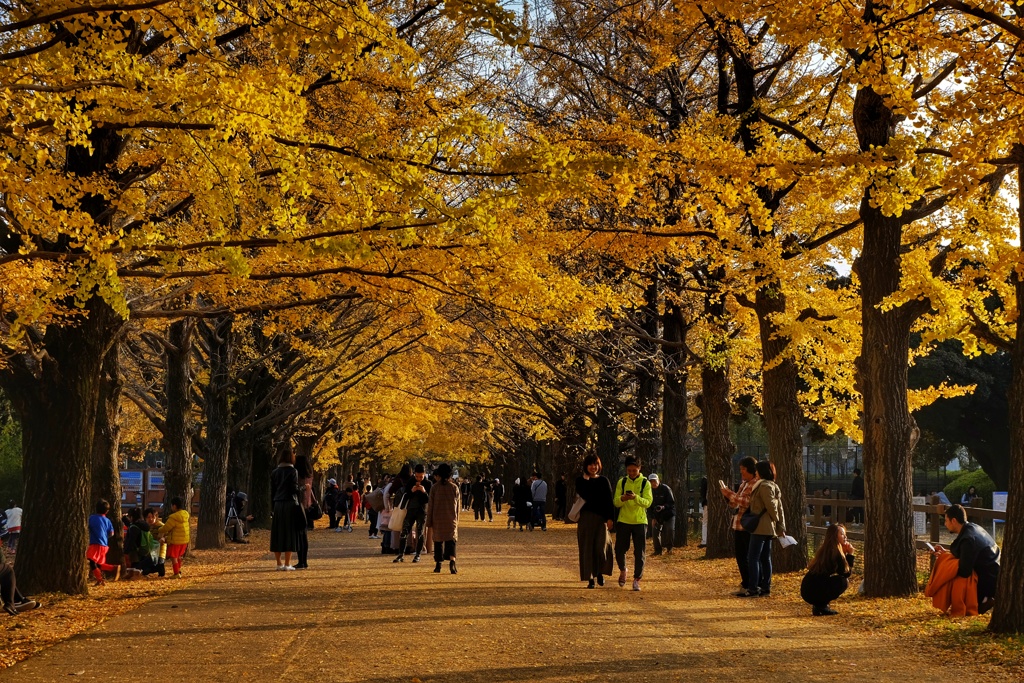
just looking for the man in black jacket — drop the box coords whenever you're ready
[649,474,675,555]
[936,504,1000,613]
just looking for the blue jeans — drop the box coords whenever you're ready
[747,534,774,595]
[532,501,546,530]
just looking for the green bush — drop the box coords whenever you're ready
[943,469,996,508]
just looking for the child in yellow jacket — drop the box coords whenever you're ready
[158,497,190,578]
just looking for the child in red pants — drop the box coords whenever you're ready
[87,500,120,585]
[157,497,190,578]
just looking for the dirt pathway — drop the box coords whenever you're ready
[0,519,1009,682]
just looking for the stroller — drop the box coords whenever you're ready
[225,492,251,543]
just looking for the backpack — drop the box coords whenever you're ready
[136,526,159,563]
[618,476,648,499]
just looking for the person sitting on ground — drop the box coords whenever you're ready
[157,497,190,579]
[88,499,121,585]
[800,524,855,616]
[933,504,1000,614]
[125,507,164,578]
[1,543,38,615]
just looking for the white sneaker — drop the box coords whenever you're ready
[276,565,286,571]
[283,565,296,571]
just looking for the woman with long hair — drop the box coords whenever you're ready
[575,454,615,589]
[270,444,307,570]
[739,461,786,598]
[294,454,314,569]
[801,524,856,616]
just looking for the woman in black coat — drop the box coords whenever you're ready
[270,444,307,571]
[575,455,615,588]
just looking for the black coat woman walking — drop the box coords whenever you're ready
[575,455,615,588]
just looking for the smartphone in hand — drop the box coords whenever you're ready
[924,542,936,553]
[718,480,727,489]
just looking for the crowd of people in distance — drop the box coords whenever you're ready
[3,443,1002,625]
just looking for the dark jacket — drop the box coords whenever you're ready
[652,483,675,521]
[271,464,301,504]
[405,478,431,511]
[323,485,341,514]
[850,475,864,500]
[575,475,615,522]
[471,481,487,509]
[950,522,1000,599]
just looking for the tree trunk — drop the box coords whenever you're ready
[228,428,253,496]
[5,297,122,594]
[248,430,276,527]
[755,290,808,572]
[92,340,125,565]
[990,162,1024,632]
[596,347,621,477]
[196,317,232,550]
[163,318,196,521]
[635,278,662,471]
[662,300,690,547]
[701,364,736,559]
[854,83,922,597]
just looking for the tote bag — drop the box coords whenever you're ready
[387,494,409,531]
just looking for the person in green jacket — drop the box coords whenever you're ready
[613,456,654,591]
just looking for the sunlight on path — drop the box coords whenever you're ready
[0,520,1003,682]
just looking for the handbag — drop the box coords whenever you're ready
[307,498,324,522]
[365,488,385,512]
[567,495,586,523]
[740,509,763,533]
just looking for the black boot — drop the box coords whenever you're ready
[449,560,458,574]
[433,562,442,573]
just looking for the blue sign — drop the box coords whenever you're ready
[148,471,165,491]
[120,470,143,493]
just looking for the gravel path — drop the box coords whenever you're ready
[0,519,1001,682]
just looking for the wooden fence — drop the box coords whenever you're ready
[805,494,1001,550]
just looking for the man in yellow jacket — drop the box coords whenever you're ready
[613,456,654,591]
[158,497,190,578]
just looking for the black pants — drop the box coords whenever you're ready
[652,517,675,553]
[1,563,26,607]
[733,528,751,589]
[399,508,426,556]
[801,573,849,608]
[328,511,340,529]
[615,522,647,580]
[433,540,456,562]
[368,508,379,536]
[297,528,309,565]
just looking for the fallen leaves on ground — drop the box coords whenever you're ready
[0,530,269,670]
